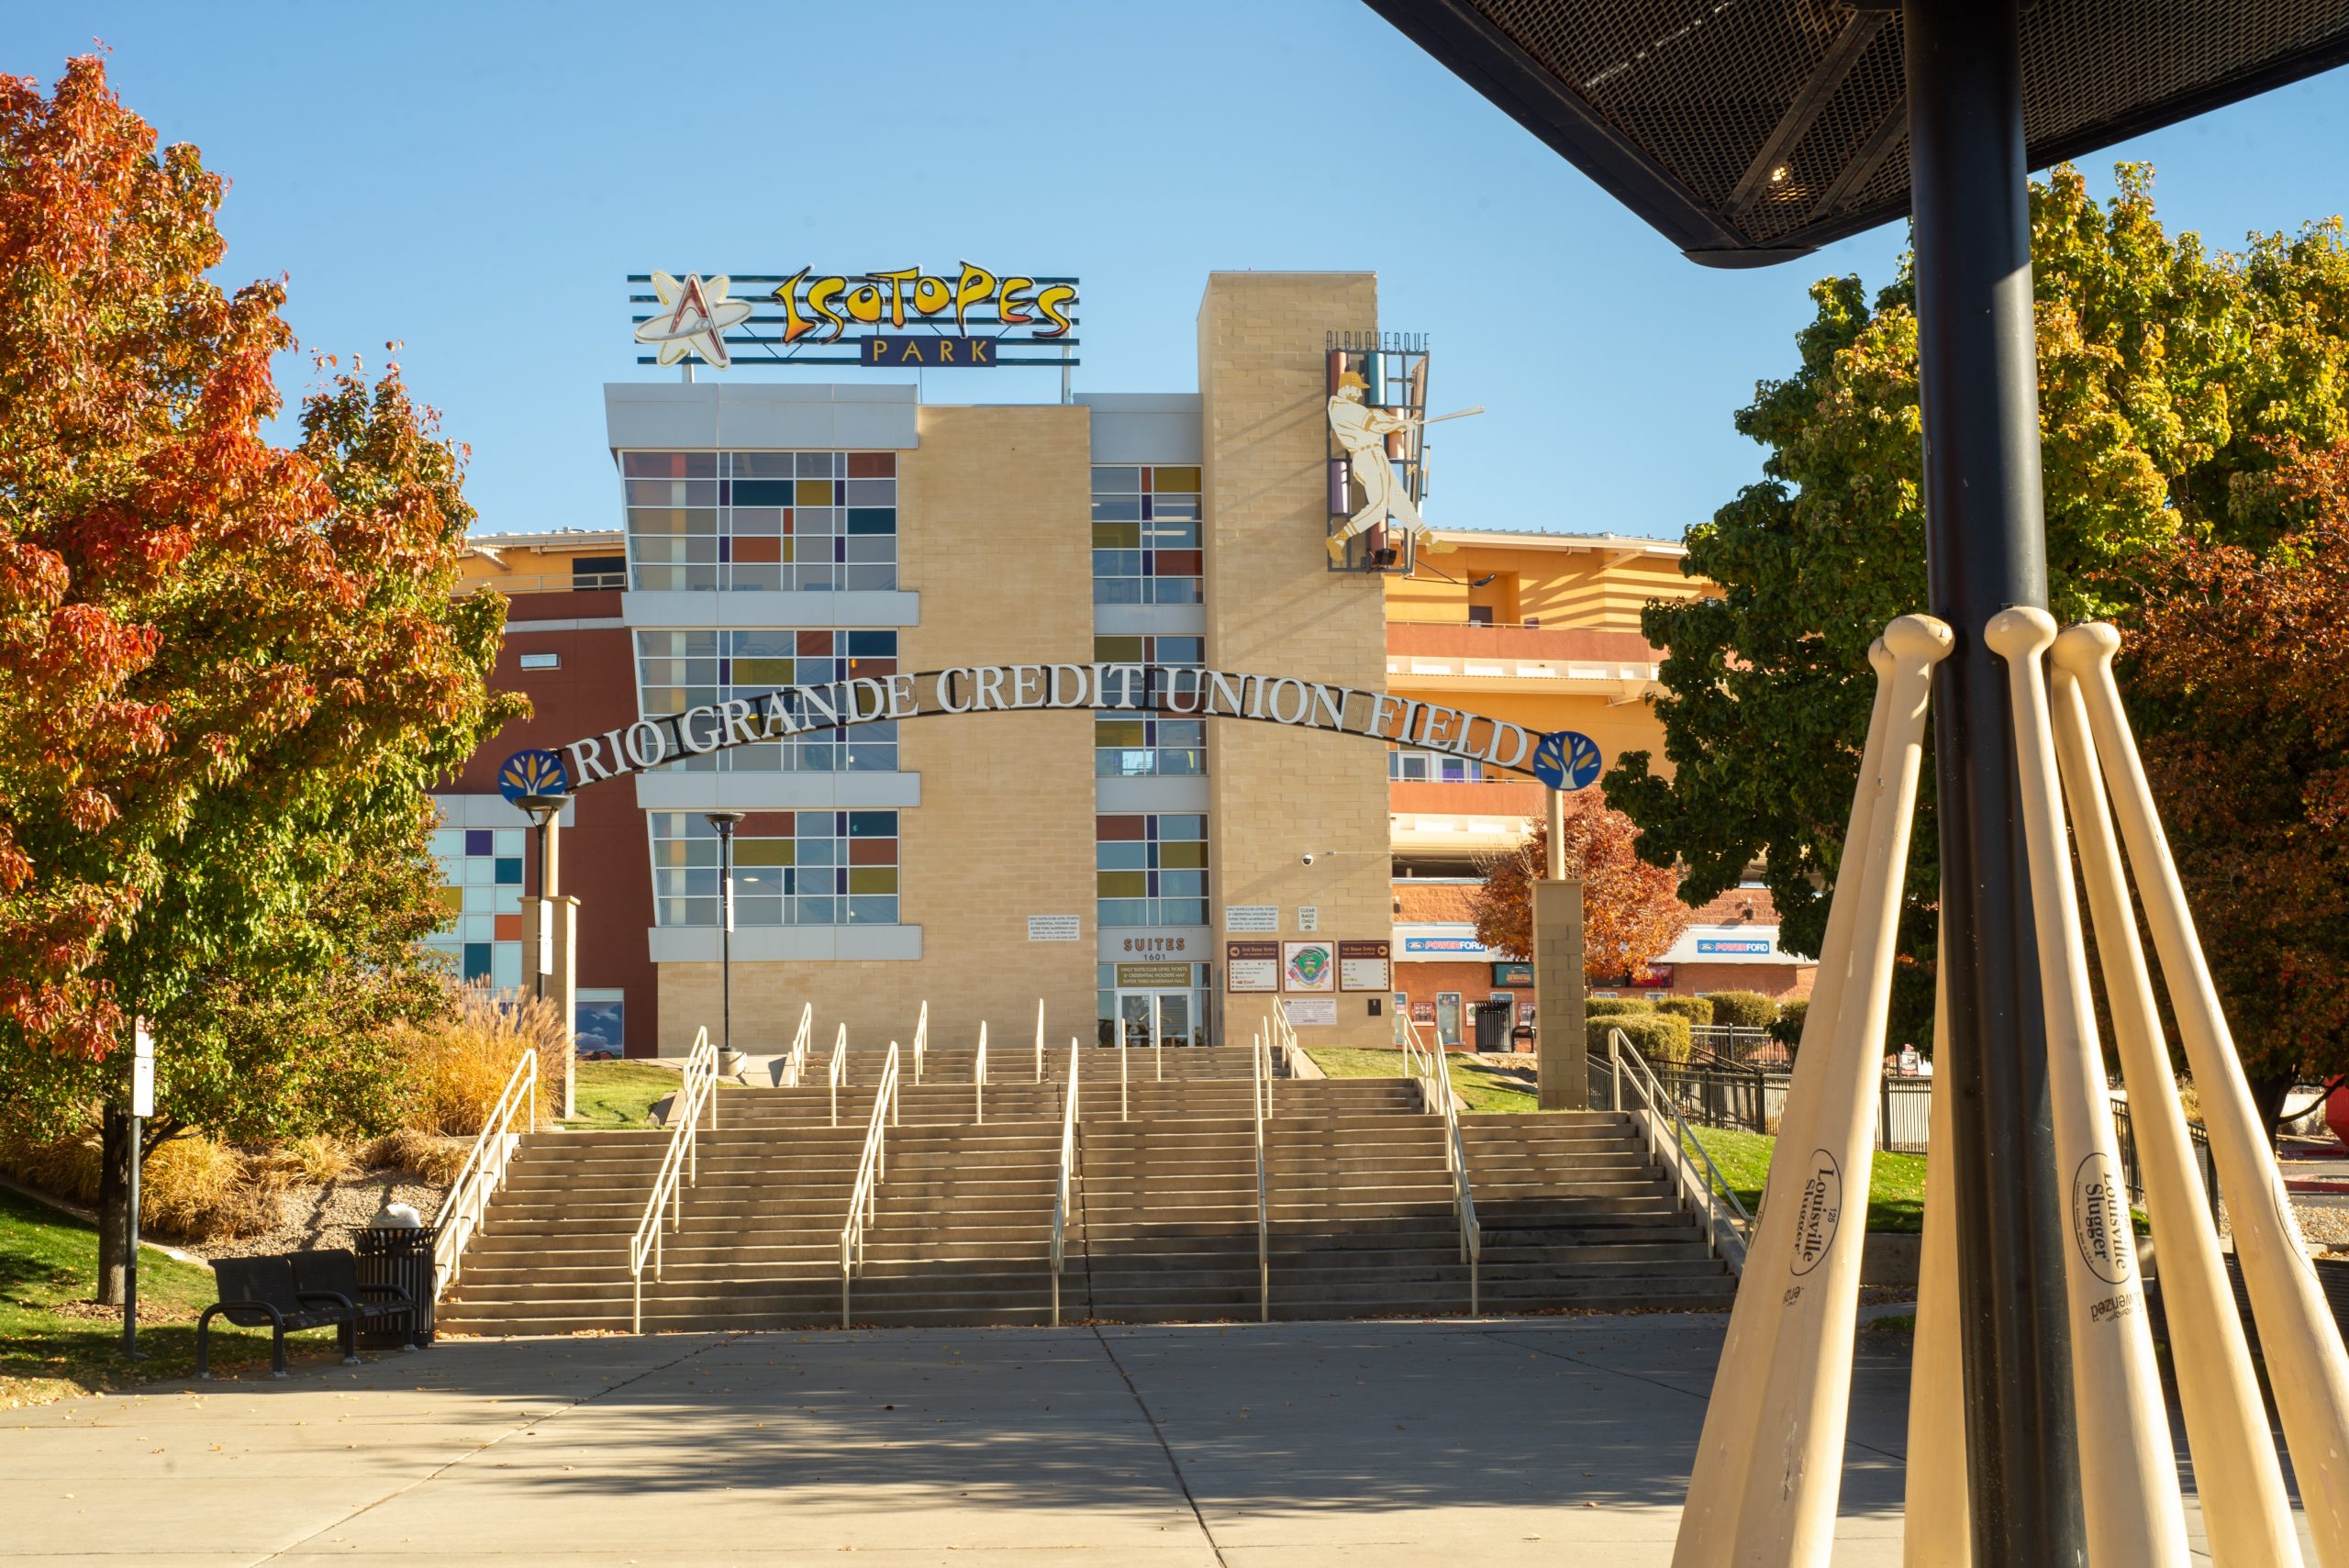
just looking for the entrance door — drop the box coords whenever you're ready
[1118,993,1156,1051]
[1436,992,1463,1047]
[1116,991,1195,1049]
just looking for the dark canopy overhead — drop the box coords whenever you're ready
[1365,0,2349,266]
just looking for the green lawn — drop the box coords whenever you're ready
[0,1185,337,1404]
[1302,1046,1540,1115]
[562,1060,683,1129]
[1687,1126,1929,1232]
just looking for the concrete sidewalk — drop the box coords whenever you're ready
[5,1314,2306,1564]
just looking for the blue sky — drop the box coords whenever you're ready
[15,4,2349,541]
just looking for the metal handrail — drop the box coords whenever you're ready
[912,999,929,1084]
[839,1040,903,1328]
[1033,999,1045,1082]
[780,1003,814,1086]
[1609,1028,1751,1263]
[1404,1016,1480,1314]
[1049,1038,1081,1325]
[826,1022,849,1127]
[1119,1028,1130,1120]
[627,1029,718,1332]
[974,1021,989,1125]
[430,1047,539,1296]
[1252,1027,1270,1323]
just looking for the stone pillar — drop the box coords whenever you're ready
[522,894,581,1119]
[1533,879,1587,1109]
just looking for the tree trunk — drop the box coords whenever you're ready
[2247,1071,2298,1149]
[95,1106,132,1306]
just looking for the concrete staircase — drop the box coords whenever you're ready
[436,1048,1736,1335]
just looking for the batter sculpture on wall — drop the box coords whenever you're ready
[505,662,1583,798]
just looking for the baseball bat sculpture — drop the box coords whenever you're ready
[1671,631,1903,1566]
[1901,950,1967,1568]
[1986,608,2188,1563]
[2048,656,2303,1567]
[2054,622,2349,1567]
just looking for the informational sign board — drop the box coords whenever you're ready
[1283,941,1336,993]
[1412,1001,1436,1024]
[1297,906,1319,932]
[130,1022,154,1118]
[1027,915,1082,942]
[1339,940,1393,992]
[1227,940,1280,993]
[1116,962,1194,989]
[1282,996,1339,1028]
[1225,905,1278,933]
[1492,961,1534,986]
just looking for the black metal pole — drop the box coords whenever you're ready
[532,814,551,1004]
[123,1109,139,1358]
[704,811,743,1063]
[1903,2,2085,1561]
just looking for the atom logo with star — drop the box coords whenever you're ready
[633,272,753,368]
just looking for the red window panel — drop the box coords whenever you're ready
[731,535,782,563]
[740,812,795,837]
[848,838,896,865]
[847,657,896,676]
[1154,550,1203,577]
[494,914,522,941]
[1097,815,1145,840]
[847,451,896,478]
[797,630,834,655]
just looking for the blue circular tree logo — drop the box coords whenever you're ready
[1531,730,1603,791]
[497,749,571,804]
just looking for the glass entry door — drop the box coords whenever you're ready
[1116,991,1195,1050]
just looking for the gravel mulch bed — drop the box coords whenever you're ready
[199,1165,449,1261]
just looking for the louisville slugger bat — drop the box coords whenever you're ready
[1673,633,1903,1565]
[1986,606,2187,1564]
[2054,620,2349,1567]
[1902,941,1968,1568]
[1730,612,1953,1567]
[2051,661,2302,1567]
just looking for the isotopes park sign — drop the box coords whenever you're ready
[509,663,1578,797]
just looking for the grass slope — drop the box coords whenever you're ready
[1689,1126,1928,1232]
[562,1060,681,1129]
[0,1185,339,1405]
[1303,1046,1540,1114]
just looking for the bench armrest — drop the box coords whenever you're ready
[206,1297,286,1329]
[295,1289,358,1315]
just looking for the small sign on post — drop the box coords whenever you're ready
[131,1024,154,1118]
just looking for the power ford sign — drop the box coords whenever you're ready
[1696,938,1774,955]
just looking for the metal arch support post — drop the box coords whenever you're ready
[1903,0,2086,1558]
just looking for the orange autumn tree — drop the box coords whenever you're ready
[2123,438,2349,1134]
[1470,800,1691,984]
[0,56,518,1299]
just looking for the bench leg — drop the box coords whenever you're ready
[339,1318,359,1365]
[272,1324,289,1379]
[195,1310,216,1380]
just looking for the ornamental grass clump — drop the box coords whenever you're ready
[395,981,569,1137]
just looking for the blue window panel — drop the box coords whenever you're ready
[847,630,896,657]
[495,857,523,885]
[847,508,895,535]
[462,943,493,981]
[491,943,523,991]
[463,829,493,856]
[1097,899,1149,926]
[848,812,895,838]
[733,480,795,506]
[848,895,896,926]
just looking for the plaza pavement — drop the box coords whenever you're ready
[6,1313,2311,1565]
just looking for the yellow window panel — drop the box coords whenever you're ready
[1097,871,1147,898]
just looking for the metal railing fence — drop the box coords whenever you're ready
[1607,1028,1752,1267]
[628,1029,718,1332]
[839,1040,904,1328]
[431,1047,540,1297]
[1049,1039,1081,1325]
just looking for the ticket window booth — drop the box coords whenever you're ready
[1099,963,1211,1048]
[1435,991,1464,1048]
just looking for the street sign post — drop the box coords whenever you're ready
[124,1021,153,1360]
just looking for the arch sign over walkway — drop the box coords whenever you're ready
[498,662,1603,798]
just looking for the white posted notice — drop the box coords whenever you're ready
[1027,915,1082,942]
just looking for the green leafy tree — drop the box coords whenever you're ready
[1607,163,2349,1050]
[0,57,521,1300]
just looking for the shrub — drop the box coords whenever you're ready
[141,1135,275,1240]
[0,1130,101,1203]
[395,981,568,1135]
[1706,991,1780,1030]
[367,1128,470,1184]
[1655,995,1714,1028]
[249,1133,353,1191]
[1588,1011,1693,1067]
[1769,997,1810,1048]
[1585,997,1654,1018]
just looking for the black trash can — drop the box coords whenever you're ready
[1474,1003,1509,1054]
[355,1221,438,1347]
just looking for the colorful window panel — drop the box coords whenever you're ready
[622,450,897,593]
[1388,748,1484,783]
[421,826,525,988]
[649,809,899,928]
[1090,465,1202,606]
[1092,635,1206,777]
[1095,813,1208,928]
[635,629,898,772]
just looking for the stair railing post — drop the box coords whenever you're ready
[1121,1030,1130,1122]
[1154,994,1163,1082]
[1035,998,1044,1083]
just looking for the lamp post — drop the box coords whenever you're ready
[705,810,746,1074]
[516,795,565,1003]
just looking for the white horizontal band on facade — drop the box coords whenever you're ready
[503,617,629,634]
[621,590,920,628]
[604,382,920,453]
[1095,775,1209,813]
[1093,605,1209,638]
[632,771,922,811]
[431,792,574,828]
[646,924,922,964]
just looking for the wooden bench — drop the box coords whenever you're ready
[196,1253,378,1379]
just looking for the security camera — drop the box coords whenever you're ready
[1300,853,1317,866]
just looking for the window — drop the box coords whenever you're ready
[1466,605,1494,625]
[635,629,898,772]
[649,809,898,928]
[1092,634,1206,776]
[1091,465,1202,605]
[576,991,625,1060]
[622,450,897,592]
[518,651,561,671]
[422,827,525,988]
[1389,748,1484,783]
[1096,813,1208,927]
[573,555,627,590]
